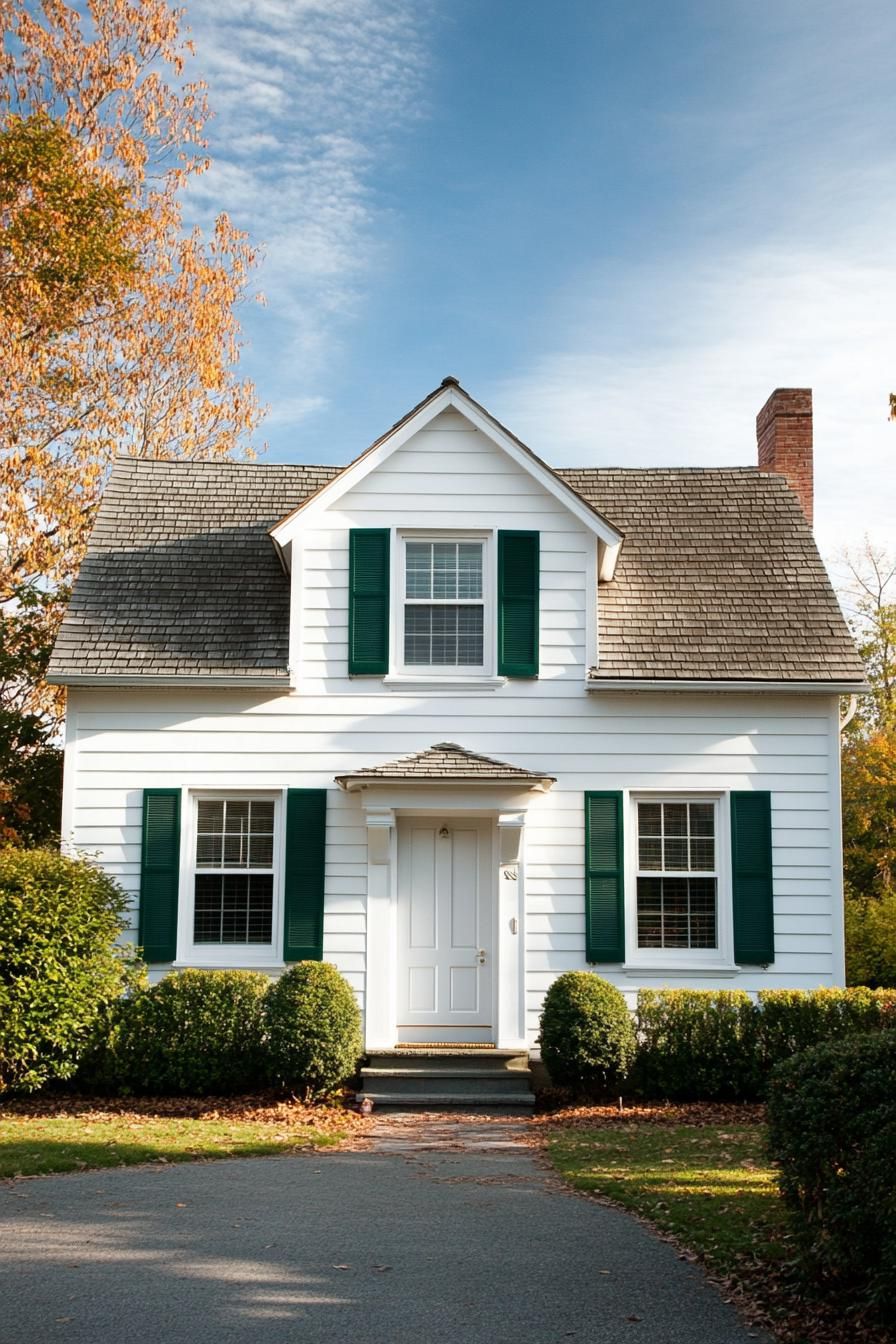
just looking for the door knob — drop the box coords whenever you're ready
[476,949,487,965]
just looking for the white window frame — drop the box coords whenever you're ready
[623,790,736,971]
[175,789,286,968]
[390,528,497,681]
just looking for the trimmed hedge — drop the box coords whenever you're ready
[265,962,362,1099]
[633,986,896,1100]
[0,847,141,1093]
[767,1031,896,1322]
[539,971,636,1095]
[80,969,270,1095]
[634,989,758,1101]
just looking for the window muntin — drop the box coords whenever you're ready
[635,801,718,950]
[403,539,486,668]
[193,798,275,945]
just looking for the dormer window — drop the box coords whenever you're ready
[346,526,540,683]
[403,539,485,669]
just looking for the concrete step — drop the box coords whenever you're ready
[360,1091,536,1110]
[367,1049,530,1073]
[361,1069,531,1097]
[358,1048,534,1110]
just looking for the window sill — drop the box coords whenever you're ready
[620,961,740,977]
[382,674,507,692]
[172,959,286,972]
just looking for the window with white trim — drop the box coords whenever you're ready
[635,800,718,950]
[193,798,275,945]
[402,539,486,669]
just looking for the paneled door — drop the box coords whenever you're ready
[396,818,494,1043]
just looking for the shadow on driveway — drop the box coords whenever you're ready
[0,1142,768,1343]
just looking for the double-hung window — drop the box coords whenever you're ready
[635,799,719,951]
[402,539,486,670]
[187,796,279,960]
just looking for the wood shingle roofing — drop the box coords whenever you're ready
[335,742,555,788]
[47,453,865,686]
[557,467,865,684]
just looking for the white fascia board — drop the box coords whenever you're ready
[48,674,292,689]
[441,390,623,548]
[268,384,623,556]
[270,388,454,548]
[337,776,555,793]
[585,677,869,694]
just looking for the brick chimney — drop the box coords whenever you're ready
[756,388,813,526]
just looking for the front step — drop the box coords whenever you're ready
[358,1048,534,1111]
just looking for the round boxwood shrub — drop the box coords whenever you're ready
[538,971,636,1095]
[85,968,270,1095]
[265,962,362,1099]
[0,847,141,1093]
[767,1030,896,1322]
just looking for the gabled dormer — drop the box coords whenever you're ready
[269,377,623,691]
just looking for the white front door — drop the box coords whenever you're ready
[396,818,494,1044]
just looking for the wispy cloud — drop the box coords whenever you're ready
[183,0,427,412]
[489,2,896,560]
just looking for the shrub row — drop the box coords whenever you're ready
[80,963,362,1099]
[537,975,896,1100]
[634,986,896,1100]
[767,1031,896,1323]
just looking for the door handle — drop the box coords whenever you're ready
[476,949,487,965]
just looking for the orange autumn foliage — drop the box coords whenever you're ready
[0,0,264,611]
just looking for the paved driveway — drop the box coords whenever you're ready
[0,1126,765,1344]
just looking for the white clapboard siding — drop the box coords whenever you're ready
[297,411,593,695]
[66,682,841,1046]
[60,409,845,1045]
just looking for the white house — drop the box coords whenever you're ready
[49,379,865,1062]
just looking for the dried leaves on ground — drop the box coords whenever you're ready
[0,1091,370,1179]
[544,1104,891,1344]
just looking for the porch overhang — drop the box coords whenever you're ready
[335,741,556,794]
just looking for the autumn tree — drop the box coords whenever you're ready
[836,541,896,985]
[0,0,264,843]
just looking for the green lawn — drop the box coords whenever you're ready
[0,1110,345,1178]
[547,1122,788,1277]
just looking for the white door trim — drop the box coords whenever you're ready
[358,786,530,1051]
[396,817,495,1043]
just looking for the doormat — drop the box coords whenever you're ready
[394,1042,496,1050]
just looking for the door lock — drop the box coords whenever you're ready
[476,949,487,965]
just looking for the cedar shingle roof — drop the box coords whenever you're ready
[336,743,555,787]
[557,467,864,683]
[47,457,340,683]
[48,455,864,686]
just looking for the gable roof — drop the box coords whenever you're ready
[269,377,623,572]
[335,742,555,789]
[47,422,865,689]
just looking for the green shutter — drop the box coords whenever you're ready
[283,788,327,961]
[138,788,181,964]
[731,791,775,965]
[584,791,624,962]
[498,530,539,677]
[348,528,390,674]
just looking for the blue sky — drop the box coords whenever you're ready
[183,0,895,559]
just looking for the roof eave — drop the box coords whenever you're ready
[585,676,869,694]
[336,775,556,792]
[48,673,292,690]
